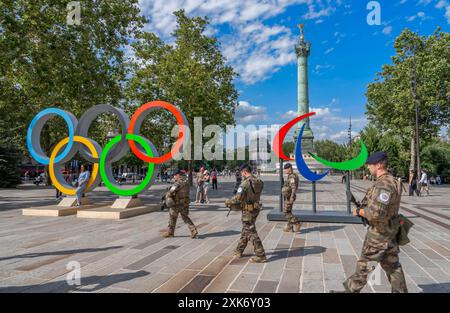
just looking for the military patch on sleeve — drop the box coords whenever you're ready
[170,186,176,192]
[237,187,243,194]
[378,190,391,204]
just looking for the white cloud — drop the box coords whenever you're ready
[407,11,428,21]
[324,47,335,54]
[330,130,359,142]
[310,107,332,117]
[382,26,393,35]
[303,5,335,20]
[435,0,450,23]
[417,0,432,5]
[235,101,268,124]
[333,31,346,44]
[314,64,335,74]
[436,0,447,8]
[279,102,368,143]
[281,110,298,119]
[137,0,342,85]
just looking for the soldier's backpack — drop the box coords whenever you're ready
[249,176,264,203]
[396,214,414,246]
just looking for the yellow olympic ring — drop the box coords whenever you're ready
[49,136,99,195]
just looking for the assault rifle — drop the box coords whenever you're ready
[160,187,170,211]
[348,191,369,227]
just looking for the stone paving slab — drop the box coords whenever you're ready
[1,175,450,293]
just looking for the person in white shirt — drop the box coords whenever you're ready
[419,170,429,196]
[75,165,90,206]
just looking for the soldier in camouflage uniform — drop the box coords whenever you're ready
[282,163,302,232]
[225,163,267,263]
[161,169,198,239]
[336,152,408,293]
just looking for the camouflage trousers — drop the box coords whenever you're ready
[344,234,408,293]
[283,194,300,227]
[236,209,266,258]
[168,207,196,234]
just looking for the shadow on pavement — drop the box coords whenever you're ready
[418,282,450,293]
[267,245,326,262]
[0,270,150,293]
[197,230,240,239]
[299,225,345,234]
[0,246,123,262]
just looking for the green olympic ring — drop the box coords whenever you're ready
[100,133,155,196]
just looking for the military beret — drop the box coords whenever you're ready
[366,151,388,164]
[172,169,183,176]
[239,163,252,172]
[283,163,293,169]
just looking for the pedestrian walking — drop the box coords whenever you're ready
[211,168,218,190]
[195,166,205,203]
[408,172,419,196]
[419,169,429,196]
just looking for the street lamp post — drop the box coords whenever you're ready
[411,44,422,187]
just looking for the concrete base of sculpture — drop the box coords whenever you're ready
[77,204,160,220]
[57,196,92,207]
[22,203,96,217]
[110,196,143,209]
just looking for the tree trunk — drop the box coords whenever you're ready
[43,125,52,186]
[409,134,416,175]
[188,138,195,186]
[188,160,193,187]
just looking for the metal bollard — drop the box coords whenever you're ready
[312,177,317,214]
[346,171,351,214]
[279,158,284,212]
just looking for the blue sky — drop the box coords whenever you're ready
[137,0,450,143]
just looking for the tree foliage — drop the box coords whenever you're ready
[0,0,145,184]
[366,28,450,172]
[127,10,238,183]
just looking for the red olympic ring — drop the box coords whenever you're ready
[128,101,187,164]
[273,112,316,161]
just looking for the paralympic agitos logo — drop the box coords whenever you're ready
[273,112,368,182]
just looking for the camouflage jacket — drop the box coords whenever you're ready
[166,177,190,208]
[361,173,402,240]
[227,175,263,208]
[227,175,264,222]
[282,172,299,197]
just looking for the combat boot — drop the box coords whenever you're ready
[283,224,293,232]
[190,227,198,239]
[233,250,242,258]
[293,222,302,232]
[329,290,348,293]
[160,229,174,238]
[249,255,267,263]
[330,282,352,293]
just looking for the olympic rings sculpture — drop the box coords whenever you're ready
[27,101,189,197]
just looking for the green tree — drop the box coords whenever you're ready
[0,0,145,183]
[359,124,410,177]
[128,10,238,184]
[315,140,346,162]
[0,120,21,187]
[421,138,450,181]
[366,28,450,176]
[282,141,295,157]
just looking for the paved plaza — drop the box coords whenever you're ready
[0,175,449,293]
